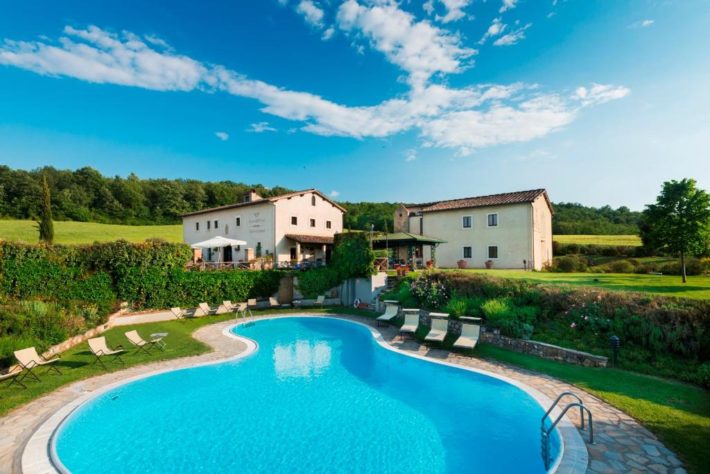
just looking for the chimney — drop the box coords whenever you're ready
[244,189,262,203]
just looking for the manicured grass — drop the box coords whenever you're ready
[456,269,710,299]
[0,219,182,244]
[553,234,642,246]
[474,343,710,473]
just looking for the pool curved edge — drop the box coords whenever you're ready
[24,315,587,474]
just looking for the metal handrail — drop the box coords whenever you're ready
[541,393,594,470]
[541,391,586,431]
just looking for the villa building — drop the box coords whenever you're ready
[391,189,553,270]
[181,189,345,266]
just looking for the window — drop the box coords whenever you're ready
[310,218,316,228]
[214,220,219,229]
[195,222,200,231]
[462,216,472,228]
[235,217,241,226]
[311,195,316,206]
[207,220,211,230]
[463,247,472,259]
[326,220,332,229]
[487,213,498,227]
[291,216,298,225]
[488,246,498,259]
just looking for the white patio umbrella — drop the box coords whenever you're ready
[190,236,247,263]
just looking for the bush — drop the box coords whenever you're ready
[659,259,707,276]
[608,260,635,274]
[409,273,450,309]
[296,267,340,298]
[444,297,468,318]
[697,363,710,389]
[552,255,588,272]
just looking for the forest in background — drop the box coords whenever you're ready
[0,165,641,234]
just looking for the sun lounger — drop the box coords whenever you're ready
[0,367,27,389]
[88,337,126,369]
[399,309,420,338]
[195,302,217,316]
[218,300,237,314]
[171,307,196,320]
[14,347,61,382]
[269,297,290,308]
[453,323,481,350]
[125,330,165,354]
[247,298,258,310]
[376,300,399,326]
[234,302,252,319]
[424,313,449,342]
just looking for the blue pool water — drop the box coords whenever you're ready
[54,317,561,473]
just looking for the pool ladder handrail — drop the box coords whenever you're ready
[540,391,594,470]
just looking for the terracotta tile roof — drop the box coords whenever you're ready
[285,234,335,245]
[181,189,345,217]
[416,189,551,213]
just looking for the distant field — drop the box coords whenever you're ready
[0,220,182,244]
[553,234,642,246]
[458,269,710,300]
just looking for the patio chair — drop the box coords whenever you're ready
[399,309,420,339]
[376,300,399,326]
[125,330,165,355]
[0,367,27,390]
[424,313,449,343]
[453,323,481,350]
[247,298,258,311]
[218,300,237,314]
[88,337,126,369]
[269,297,291,309]
[235,302,252,319]
[171,307,196,321]
[195,302,217,317]
[14,347,62,382]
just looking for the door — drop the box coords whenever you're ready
[223,246,233,263]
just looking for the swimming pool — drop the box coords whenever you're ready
[53,317,562,473]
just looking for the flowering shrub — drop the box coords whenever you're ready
[409,273,450,309]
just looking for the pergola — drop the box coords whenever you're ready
[190,236,247,264]
[372,232,446,268]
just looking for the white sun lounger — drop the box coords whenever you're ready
[247,298,258,310]
[399,309,420,338]
[125,330,165,354]
[88,337,126,369]
[376,300,399,326]
[171,307,196,320]
[454,323,481,350]
[195,302,217,316]
[0,367,26,389]
[14,347,61,381]
[217,300,236,314]
[234,302,252,319]
[269,297,290,308]
[424,313,449,342]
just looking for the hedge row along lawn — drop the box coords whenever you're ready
[553,234,642,246]
[453,269,710,300]
[1,309,707,473]
[0,219,182,244]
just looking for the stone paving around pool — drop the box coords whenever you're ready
[0,314,686,474]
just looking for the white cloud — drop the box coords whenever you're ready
[0,26,630,156]
[0,26,206,91]
[573,83,630,106]
[329,190,340,197]
[336,0,476,87]
[479,17,506,44]
[422,0,472,23]
[629,19,654,28]
[247,121,277,133]
[404,149,417,161]
[493,23,531,46]
[296,0,325,28]
[499,0,517,13]
[322,27,335,40]
[215,131,229,141]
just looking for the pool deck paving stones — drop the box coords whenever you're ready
[0,313,686,474]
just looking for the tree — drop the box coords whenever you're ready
[640,179,710,283]
[38,174,54,244]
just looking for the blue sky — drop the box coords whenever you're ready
[1,0,708,209]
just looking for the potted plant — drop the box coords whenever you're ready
[457,259,468,269]
[485,260,493,269]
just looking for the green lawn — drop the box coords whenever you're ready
[457,269,710,299]
[1,309,707,473]
[553,234,642,246]
[0,219,182,244]
[475,344,709,473]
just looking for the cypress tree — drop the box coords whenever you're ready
[38,174,54,244]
